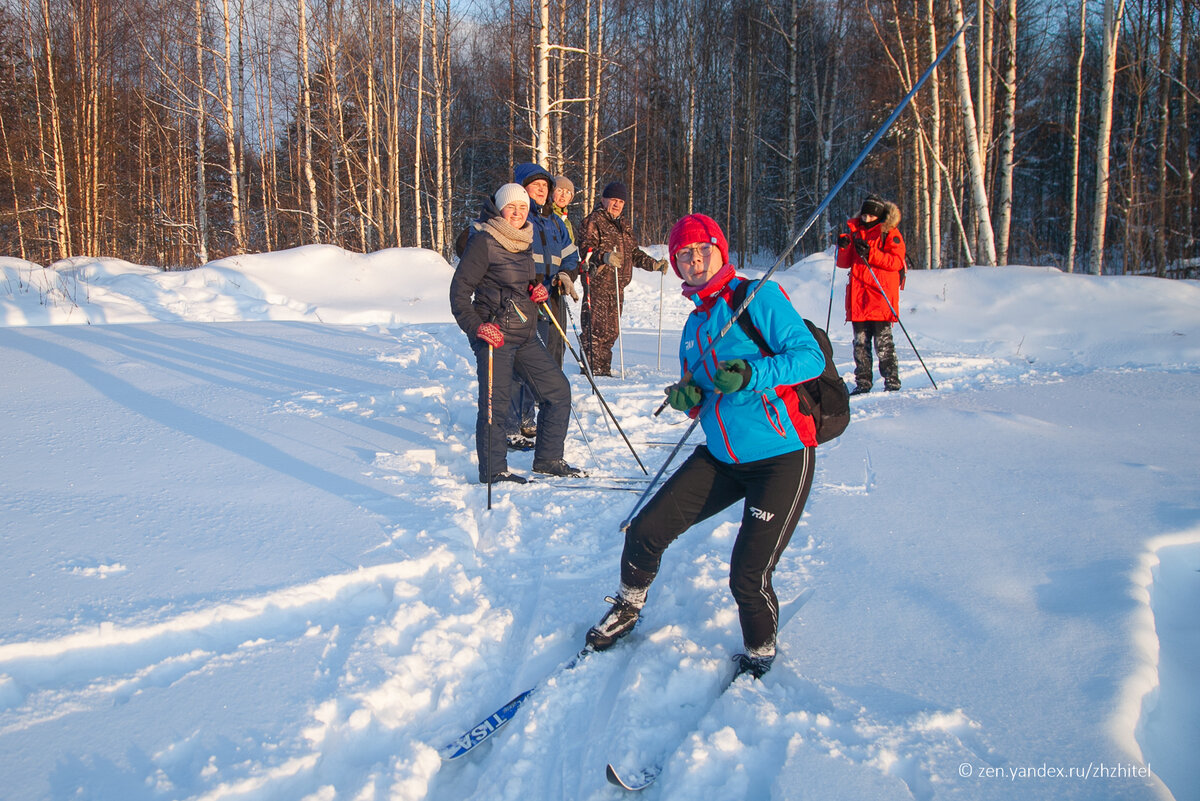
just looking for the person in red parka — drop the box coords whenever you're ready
[836,196,906,394]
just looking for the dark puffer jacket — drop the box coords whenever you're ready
[449,198,539,347]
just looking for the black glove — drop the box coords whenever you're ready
[837,233,852,250]
[853,238,871,261]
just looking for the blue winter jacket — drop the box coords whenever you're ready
[680,272,826,462]
[513,163,579,283]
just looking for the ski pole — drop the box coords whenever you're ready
[825,247,838,331]
[862,260,938,389]
[539,299,649,474]
[657,269,664,371]
[652,11,972,417]
[561,292,613,435]
[535,328,599,463]
[487,343,494,510]
[615,257,625,380]
[620,417,699,531]
[581,248,594,381]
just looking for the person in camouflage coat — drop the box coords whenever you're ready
[578,181,668,376]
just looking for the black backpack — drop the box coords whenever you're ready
[729,280,850,445]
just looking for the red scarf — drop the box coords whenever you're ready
[680,263,736,311]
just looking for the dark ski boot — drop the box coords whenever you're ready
[586,595,642,650]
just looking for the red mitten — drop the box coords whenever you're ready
[477,322,504,348]
[529,282,549,304]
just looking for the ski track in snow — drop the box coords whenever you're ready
[2,254,1196,800]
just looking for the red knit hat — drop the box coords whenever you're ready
[668,214,730,277]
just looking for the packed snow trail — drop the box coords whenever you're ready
[1,248,1196,799]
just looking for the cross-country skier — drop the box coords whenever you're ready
[449,182,585,484]
[585,213,825,678]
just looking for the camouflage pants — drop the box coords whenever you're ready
[580,268,624,376]
[852,321,900,390]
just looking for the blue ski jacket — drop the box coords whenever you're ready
[679,271,826,462]
[513,163,579,283]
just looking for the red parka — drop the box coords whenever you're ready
[836,200,906,322]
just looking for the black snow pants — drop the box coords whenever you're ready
[474,333,571,480]
[621,444,815,655]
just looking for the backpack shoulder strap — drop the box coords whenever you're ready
[729,279,775,356]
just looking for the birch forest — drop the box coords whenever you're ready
[0,0,1195,276]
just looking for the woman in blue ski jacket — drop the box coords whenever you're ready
[585,213,825,679]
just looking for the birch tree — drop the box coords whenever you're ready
[994,0,1017,265]
[1088,0,1126,275]
[194,0,209,262]
[952,0,997,265]
[298,0,320,242]
[1065,0,1086,273]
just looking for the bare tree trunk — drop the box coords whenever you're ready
[1088,0,1127,275]
[685,21,695,213]
[926,0,943,268]
[784,0,799,244]
[553,0,567,173]
[414,0,426,248]
[952,0,997,265]
[1154,0,1174,277]
[589,0,605,199]
[219,0,246,253]
[995,0,1017,265]
[432,0,451,256]
[40,0,71,259]
[388,0,402,245]
[194,0,210,262]
[0,112,29,261]
[1181,5,1194,258]
[365,0,383,250]
[1066,0,1086,274]
[298,0,320,242]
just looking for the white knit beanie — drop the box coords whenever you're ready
[493,183,529,212]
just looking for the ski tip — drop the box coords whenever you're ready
[606,763,659,791]
[437,689,533,761]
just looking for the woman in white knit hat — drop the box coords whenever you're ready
[449,183,585,484]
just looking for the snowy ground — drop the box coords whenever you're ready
[1,244,1197,801]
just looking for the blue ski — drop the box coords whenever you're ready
[438,646,594,760]
[604,587,815,791]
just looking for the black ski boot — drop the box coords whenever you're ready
[733,652,775,679]
[506,434,536,451]
[480,470,527,484]
[532,459,587,478]
[585,595,642,650]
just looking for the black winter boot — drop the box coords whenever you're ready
[532,459,587,478]
[480,470,527,484]
[585,595,642,650]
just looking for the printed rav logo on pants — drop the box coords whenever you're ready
[749,506,775,522]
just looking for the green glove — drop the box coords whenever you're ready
[667,382,702,411]
[713,359,753,393]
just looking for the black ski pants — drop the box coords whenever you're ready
[474,334,571,479]
[621,444,815,654]
[508,296,568,433]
